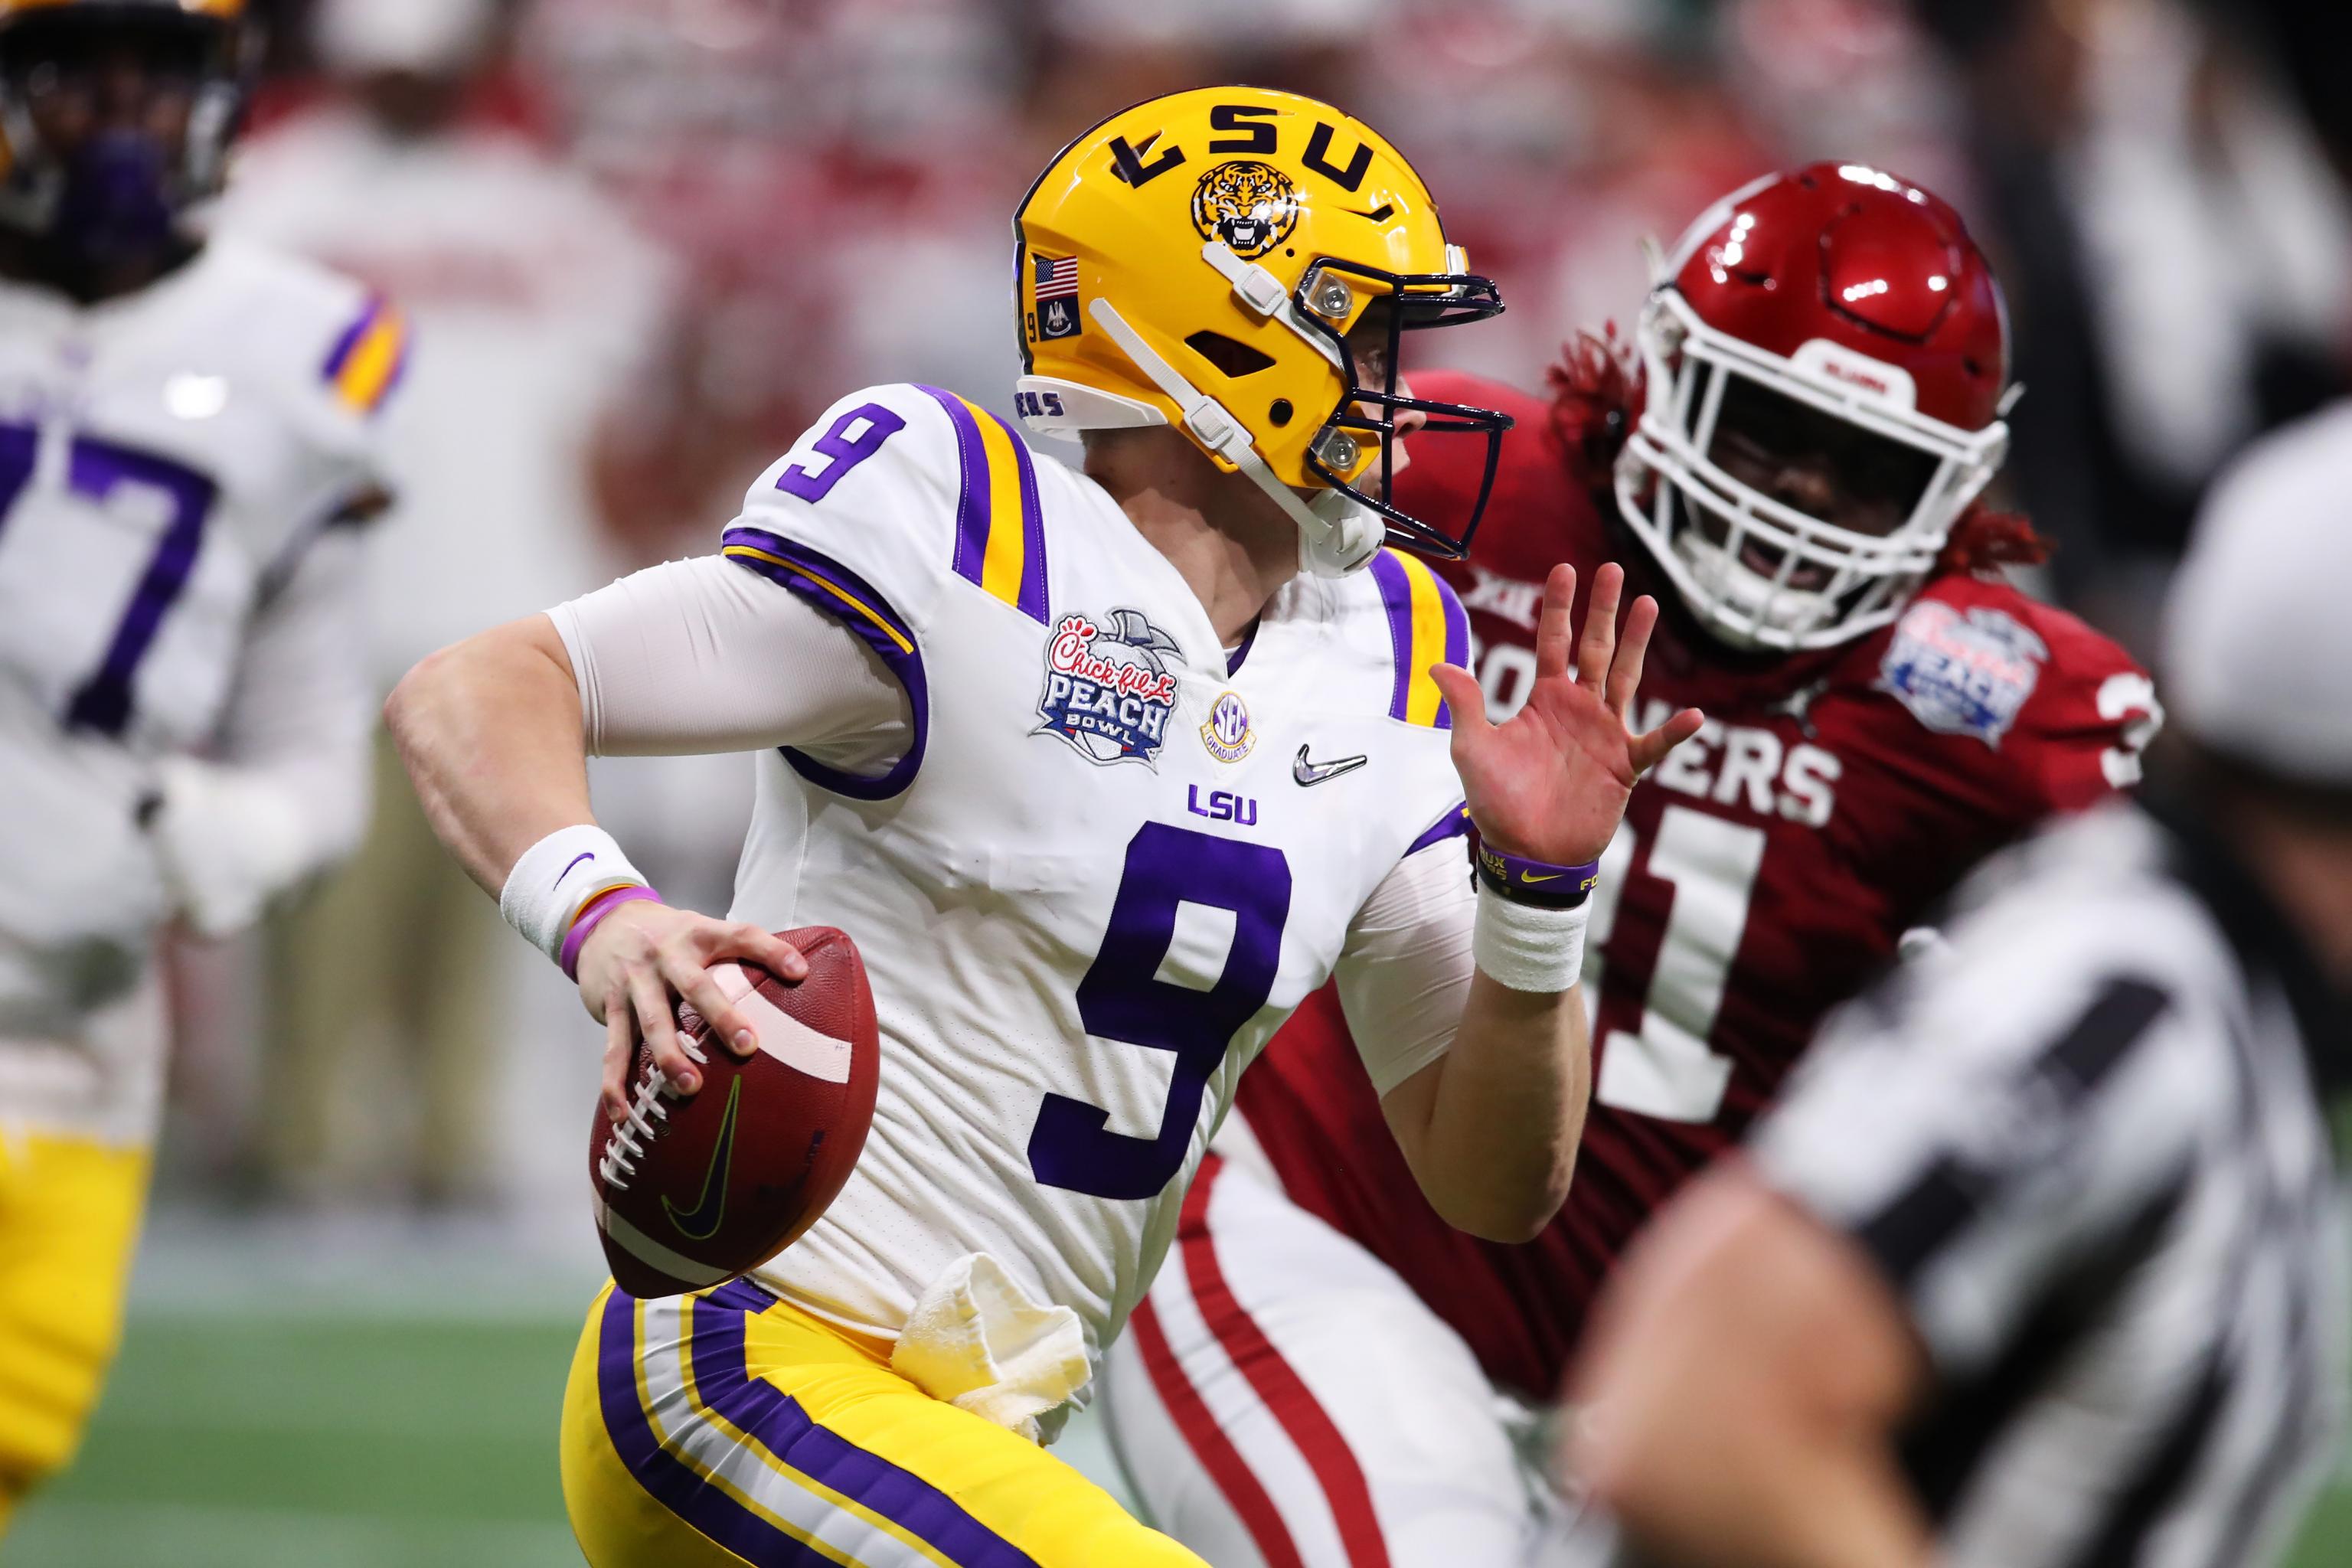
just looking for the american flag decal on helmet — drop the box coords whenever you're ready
[1034,253,1083,340]
[1034,253,1079,300]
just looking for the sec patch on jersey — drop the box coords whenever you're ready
[588,928,879,1298]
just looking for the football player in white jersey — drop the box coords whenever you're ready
[0,0,399,1532]
[390,87,1699,1566]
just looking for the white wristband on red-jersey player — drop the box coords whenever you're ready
[501,825,652,967]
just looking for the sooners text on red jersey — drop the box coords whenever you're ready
[1236,371,2158,1397]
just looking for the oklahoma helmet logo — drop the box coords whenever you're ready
[1191,161,1299,260]
[1037,608,1182,766]
[1879,599,2047,748]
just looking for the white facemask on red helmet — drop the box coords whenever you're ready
[1618,162,2014,652]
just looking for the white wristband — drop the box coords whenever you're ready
[500,825,649,965]
[1472,884,1591,993]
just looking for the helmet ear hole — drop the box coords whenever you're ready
[1269,398,1293,427]
[1184,331,1276,378]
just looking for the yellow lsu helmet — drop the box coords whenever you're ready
[0,0,257,234]
[1013,86,1513,577]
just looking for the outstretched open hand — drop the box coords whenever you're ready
[1429,562,1704,867]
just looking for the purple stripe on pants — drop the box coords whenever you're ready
[684,1291,1042,1568]
[591,1289,837,1567]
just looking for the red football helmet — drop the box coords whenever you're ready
[1619,162,2013,651]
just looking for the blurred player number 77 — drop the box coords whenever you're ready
[586,926,880,1298]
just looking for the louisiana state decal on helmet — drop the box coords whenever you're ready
[1011,87,1513,577]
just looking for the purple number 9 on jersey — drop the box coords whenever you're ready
[776,403,907,503]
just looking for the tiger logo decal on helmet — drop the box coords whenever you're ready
[1190,161,1298,261]
[1011,87,1513,577]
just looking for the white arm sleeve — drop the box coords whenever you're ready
[1332,838,1478,1097]
[548,554,911,769]
[152,528,376,936]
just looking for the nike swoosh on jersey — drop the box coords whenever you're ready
[663,1076,741,1241]
[1293,744,1369,786]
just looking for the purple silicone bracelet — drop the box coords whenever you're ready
[560,884,662,980]
[1473,842,1601,908]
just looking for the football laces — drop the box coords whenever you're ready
[596,1034,710,1191]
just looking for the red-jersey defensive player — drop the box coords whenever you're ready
[1099,163,2162,1568]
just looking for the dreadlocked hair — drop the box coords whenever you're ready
[1544,326,1642,497]
[1936,503,2052,577]
[1545,326,2054,581]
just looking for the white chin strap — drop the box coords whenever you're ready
[1085,294,1381,578]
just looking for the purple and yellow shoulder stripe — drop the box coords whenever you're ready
[1369,548,1470,729]
[719,528,929,801]
[721,528,915,661]
[321,295,409,416]
[912,385,1050,625]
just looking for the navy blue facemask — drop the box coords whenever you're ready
[48,127,175,269]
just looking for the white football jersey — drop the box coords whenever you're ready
[0,238,397,1101]
[710,382,1474,1364]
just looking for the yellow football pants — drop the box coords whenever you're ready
[0,1130,151,1537]
[561,1279,1205,1567]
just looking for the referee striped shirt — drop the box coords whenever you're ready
[1752,800,2347,1568]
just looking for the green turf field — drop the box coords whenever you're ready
[12,1303,2350,1566]
[9,1313,582,1567]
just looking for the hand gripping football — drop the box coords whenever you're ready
[590,926,879,1298]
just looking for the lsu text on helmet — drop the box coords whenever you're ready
[1620,161,2013,652]
[0,0,256,265]
[1013,85,1512,578]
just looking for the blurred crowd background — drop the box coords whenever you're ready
[155,0,2352,1243]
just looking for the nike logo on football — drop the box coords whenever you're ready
[663,1076,740,1241]
[1293,745,1369,786]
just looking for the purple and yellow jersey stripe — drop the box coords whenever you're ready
[720,528,930,801]
[320,296,409,416]
[1369,548,1470,729]
[913,386,1050,624]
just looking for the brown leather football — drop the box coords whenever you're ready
[589,926,879,1298]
